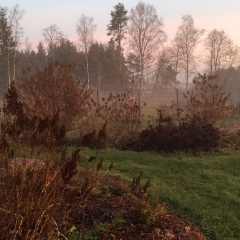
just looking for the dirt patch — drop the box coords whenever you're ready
[72,194,205,240]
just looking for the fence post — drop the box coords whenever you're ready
[2,91,5,120]
[97,89,99,108]
[138,88,141,117]
[176,88,179,111]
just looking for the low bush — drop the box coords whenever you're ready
[128,110,220,152]
[129,198,165,225]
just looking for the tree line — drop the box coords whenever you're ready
[0,2,240,95]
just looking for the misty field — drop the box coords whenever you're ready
[80,147,240,240]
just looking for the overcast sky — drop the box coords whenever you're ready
[2,0,240,49]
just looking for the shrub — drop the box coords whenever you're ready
[0,85,113,239]
[128,110,220,152]
[0,161,65,239]
[3,81,66,148]
[96,92,141,148]
[17,62,93,129]
[184,74,231,124]
[0,151,112,239]
[129,198,165,225]
[74,92,141,149]
[128,172,164,226]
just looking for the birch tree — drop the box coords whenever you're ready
[204,29,239,74]
[76,14,96,89]
[0,5,23,88]
[168,34,181,72]
[128,1,166,92]
[225,44,240,69]
[8,4,24,82]
[174,15,204,89]
[42,24,63,63]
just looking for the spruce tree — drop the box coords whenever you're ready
[36,41,47,69]
[107,3,128,92]
[0,7,14,90]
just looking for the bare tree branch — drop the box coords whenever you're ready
[128,2,166,92]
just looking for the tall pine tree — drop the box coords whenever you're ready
[36,41,47,69]
[0,7,15,90]
[107,3,128,92]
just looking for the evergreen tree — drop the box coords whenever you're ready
[0,7,15,90]
[155,50,178,88]
[104,40,119,90]
[88,42,105,88]
[103,40,129,91]
[107,3,128,91]
[54,38,78,64]
[126,52,140,86]
[74,49,88,84]
[36,41,47,69]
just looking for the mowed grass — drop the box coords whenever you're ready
[79,148,240,240]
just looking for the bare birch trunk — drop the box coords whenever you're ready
[7,44,11,87]
[85,53,90,89]
[13,46,17,82]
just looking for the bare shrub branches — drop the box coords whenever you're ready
[17,62,93,129]
[184,74,231,124]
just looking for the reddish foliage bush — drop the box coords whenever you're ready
[17,62,93,129]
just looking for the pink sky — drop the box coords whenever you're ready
[2,0,240,50]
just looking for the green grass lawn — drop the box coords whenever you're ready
[79,148,240,240]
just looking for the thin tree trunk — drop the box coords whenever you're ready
[13,46,17,82]
[185,66,189,90]
[119,37,122,93]
[7,44,11,87]
[85,53,90,89]
[185,59,189,89]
